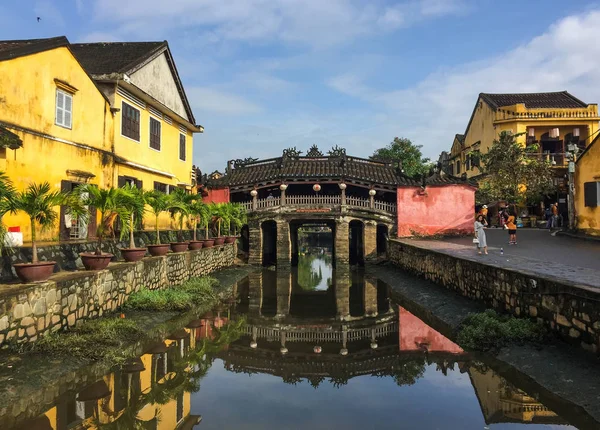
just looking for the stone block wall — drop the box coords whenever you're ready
[0,244,236,348]
[0,229,206,282]
[388,240,600,355]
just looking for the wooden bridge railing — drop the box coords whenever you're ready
[239,194,396,214]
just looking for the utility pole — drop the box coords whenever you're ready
[566,141,580,231]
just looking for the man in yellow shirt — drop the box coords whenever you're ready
[506,213,517,245]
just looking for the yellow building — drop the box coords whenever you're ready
[0,36,203,241]
[448,91,600,216]
[575,135,600,236]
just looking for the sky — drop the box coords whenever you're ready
[1,1,599,173]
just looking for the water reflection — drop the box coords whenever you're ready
[6,248,588,429]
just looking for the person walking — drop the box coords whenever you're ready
[474,214,488,255]
[506,212,517,245]
[551,203,559,230]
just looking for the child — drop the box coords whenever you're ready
[506,213,517,245]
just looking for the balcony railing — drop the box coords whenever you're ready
[526,152,567,167]
[239,195,396,214]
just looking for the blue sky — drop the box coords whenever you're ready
[1,1,599,173]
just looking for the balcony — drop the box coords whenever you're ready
[526,152,567,167]
[240,195,397,214]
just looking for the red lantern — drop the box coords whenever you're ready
[313,184,321,192]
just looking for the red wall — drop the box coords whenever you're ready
[396,184,475,237]
[202,188,230,204]
[398,307,464,354]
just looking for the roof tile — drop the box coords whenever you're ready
[480,91,588,109]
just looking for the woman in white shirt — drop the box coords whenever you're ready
[474,214,488,255]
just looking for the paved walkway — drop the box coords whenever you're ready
[400,229,600,290]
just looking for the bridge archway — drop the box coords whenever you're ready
[290,220,335,267]
[261,220,277,266]
[377,224,388,256]
[349,220,364,266]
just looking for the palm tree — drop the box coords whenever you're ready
[119,184,146,250]
[169,187,195,242]
[77,185,131,256]
[229,203,247,236]
[144,190,178,245]
[188,199,210,241]
[209,203,230,238]
[0,172,16,250]
[11,182,84,263]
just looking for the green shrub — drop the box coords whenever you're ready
[457,309,546,352]
[28,318,147,364]
[123,276,218,312]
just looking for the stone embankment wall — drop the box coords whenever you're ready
[388,240,600,355]
[0,229,205,282]
[0,244,235,348]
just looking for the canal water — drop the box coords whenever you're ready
[4,247,591,429]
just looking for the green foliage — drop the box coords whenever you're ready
[118,184,146,248]
[188,199,211,240]
[123,277,218,311]
[10,182,85,262]
[477,131,554,205]
[27,318,146,365]
[457,309,546,352]
[209,202,230,237]
[144,190,180,244]
[370,137,431,177]
[77,185,131,254]
[0,172,16,251]
[169,187,197,241]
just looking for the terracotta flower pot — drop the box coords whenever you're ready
[120,248,147,262]
[170,242,189,253]
[224,236,237,244]
[147,244,171,256]
[188,241,204,250]
[214,237,225,246]
[81,253,113,271]
[202,239,215,248]
[13,261,56,283]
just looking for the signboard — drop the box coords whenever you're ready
[295,208,332,213]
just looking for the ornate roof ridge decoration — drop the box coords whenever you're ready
[306,144,323,158]
[233,157,259,168]
[282,146,303,159]
[328,145,346,158]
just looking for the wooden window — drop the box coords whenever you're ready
[55,89,73,129]
[584,182,599,207]
[121,101,140,141]
[154,181,169,194]
[118,176,143,189]
[149,117,161,150]
[179,133,186,161]
[456,160,461,174]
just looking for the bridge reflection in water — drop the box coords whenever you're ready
[11,252,579,429]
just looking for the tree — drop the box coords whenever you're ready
[119,183,146,250]
[77,185,131,255]
[144,191,179,245]
[477,131,554,205]
[370,137,431,177]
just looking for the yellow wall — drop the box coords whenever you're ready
[454,98,600,179]
[575,142,600,235]
[0,46,114,241]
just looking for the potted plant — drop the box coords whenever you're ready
[78,185,130,270]
[188,199,210,250]
[201,202,215,248]
[119,184,147,262]
[0,172,15,252]
[169,187,193,253]
[11,182,85,282]
[145,190,176,256]
[226,203,246,243]
[210,203,229,246]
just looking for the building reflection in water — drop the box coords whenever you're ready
[225,265,568,426]
[16,310,239,430]
[15,263,570,429]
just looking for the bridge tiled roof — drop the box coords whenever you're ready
[209,155,421,188]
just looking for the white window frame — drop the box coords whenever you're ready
[149,115,162,152]
[179,133,186,162]
[55,89,73,129]
[121,101,141,143]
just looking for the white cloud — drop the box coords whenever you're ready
[187,87,263,115]
[328,10,600,160]
[90,0,466,47]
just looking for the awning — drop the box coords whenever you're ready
[0,125,23,149]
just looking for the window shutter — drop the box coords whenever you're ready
[57,91,64,109]
[64,95,72,112]
[584,182,599,207]
[136,179,143,190]
[118,176,126,188]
